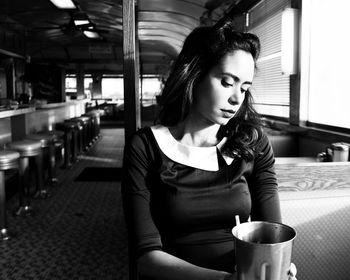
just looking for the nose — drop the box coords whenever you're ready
[228,86,242,106]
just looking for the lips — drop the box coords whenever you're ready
[221,109,236,118]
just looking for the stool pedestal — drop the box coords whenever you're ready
[9,139,47,216]
[0,150,20,240]
[56,122,79,168]
[28,133,57,186]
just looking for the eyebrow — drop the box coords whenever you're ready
[222,72,252,86]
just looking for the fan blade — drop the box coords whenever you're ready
[33,26,62,30]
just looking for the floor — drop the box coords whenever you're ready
[280,189,350,280]
[1,125,350,280]
[0,128,128,280]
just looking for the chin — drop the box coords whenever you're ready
[217,118,231,126]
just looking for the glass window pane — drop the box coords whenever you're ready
[305,0,350,128]
[84,77,93,99]
[65,76,76,93]
[142,77,162,106]
[101,78,124,100]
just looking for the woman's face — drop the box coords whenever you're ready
[192,50,255,126]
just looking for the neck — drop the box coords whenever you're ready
[170,115,221,147]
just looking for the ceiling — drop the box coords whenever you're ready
[0,0,257,76]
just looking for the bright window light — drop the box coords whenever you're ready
[49,0,76,9]
[102,77,123,99]
[281,8,298,75]
[302,0,350,128]
[83,30,101,39]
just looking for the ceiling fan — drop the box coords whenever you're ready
[33,18,80,35]
[31,11,109,38]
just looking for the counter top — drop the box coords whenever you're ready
[0,107,36,118]
[275,156,350,166]
[0,100,89,119]
[36,99,89,109]
[275,157,316,164]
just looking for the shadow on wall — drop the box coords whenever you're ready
[264,127,299,157]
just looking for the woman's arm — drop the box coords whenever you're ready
[138,250,234,280]
[249,133,282,223]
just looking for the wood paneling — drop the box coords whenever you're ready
[123,0,141,142]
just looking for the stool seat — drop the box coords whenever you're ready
[73,116,90,123]
[65,120,83,129]
[84,110,100,116]
[9,140,42,157]
[54,139,64,147]
[39,130,65,141]
[0,150,20,170]
[26,134,55,148]
[63,121,80,130]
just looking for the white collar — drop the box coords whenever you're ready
[150,125,234,171]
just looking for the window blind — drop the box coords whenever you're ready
[248,0,290,118]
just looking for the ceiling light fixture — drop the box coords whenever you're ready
[49,0,77,9]
[74,19,90,26]
[83,30,101,39]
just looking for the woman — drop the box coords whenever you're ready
[122,21,296,280]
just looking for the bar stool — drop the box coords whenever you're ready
[0,150,20,240]
[27,133,57,185]
[39,130,65,170]
[71,116,90,151]
[90,110,101,139]
[83,111,100,143]
[9,139,46,215]
[85,110,101,140]
[53,138,64,167]
[65,118,84,154]
[56,122,79,168]
[81,114,94,148]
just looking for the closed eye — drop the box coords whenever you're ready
[221,79,233,87]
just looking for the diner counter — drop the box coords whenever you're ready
[275,156,317,164]
[0,100,88,146]
[275,157,350,192]
[0,107,36,118]
[275,156,350,165]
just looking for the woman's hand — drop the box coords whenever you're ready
[288,263,297,280]
[222,272,236,280]
[224,264,296,280]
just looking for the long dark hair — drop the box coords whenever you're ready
[156,21,263,161]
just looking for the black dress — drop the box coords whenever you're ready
[122,125,281,274]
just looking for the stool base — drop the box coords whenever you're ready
[50,177,58,184]
[1,228,16,241]
[14,205,34,217]
[33,189,51,199]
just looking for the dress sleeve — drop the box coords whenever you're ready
[248,133,282,223]
[121,130,162,257]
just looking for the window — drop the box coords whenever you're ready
[141,76,162,106]
[300,0,350,129]
[84,75,92,99]
[65,74,77,94]
[101,76,123,100]
[65,74,93,98]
